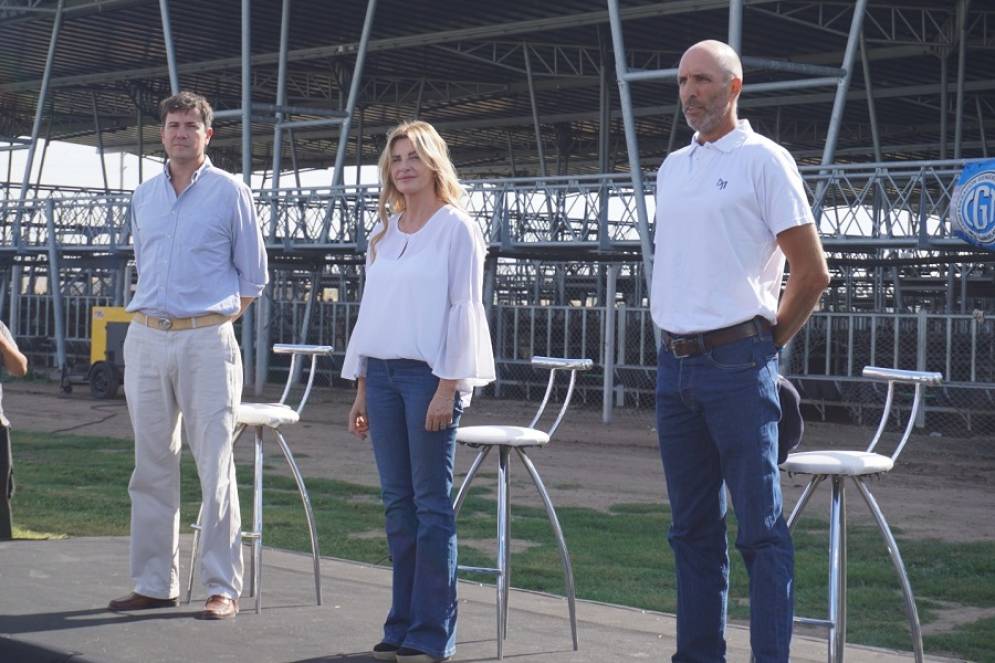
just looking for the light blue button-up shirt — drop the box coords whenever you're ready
[126,157,269,318]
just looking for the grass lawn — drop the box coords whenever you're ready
[9,431,994,662]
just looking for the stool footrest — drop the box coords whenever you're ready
[794,616,834,628]
[457,564,501,576]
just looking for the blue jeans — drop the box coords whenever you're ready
[655,333,793,663]
[365,358,462,659]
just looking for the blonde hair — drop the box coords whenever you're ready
[369,120,465,261]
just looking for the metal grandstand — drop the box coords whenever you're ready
[1,0,994,432]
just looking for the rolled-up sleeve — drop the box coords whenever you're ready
[231,184,269,297]
[433,220,496,386]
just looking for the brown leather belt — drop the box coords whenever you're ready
[662,317,772,359]
[132,312,232,331]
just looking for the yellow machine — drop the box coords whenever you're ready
[87,306,132,399]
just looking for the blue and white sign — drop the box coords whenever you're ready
[951,159,995,250]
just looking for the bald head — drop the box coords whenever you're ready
[681,40,743,84]
[677,40,743,143]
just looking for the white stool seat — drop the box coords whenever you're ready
[781,450,894,476]
[237,402,299,428]
[457,425,550,447]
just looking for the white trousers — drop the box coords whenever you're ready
[123,320,243,599]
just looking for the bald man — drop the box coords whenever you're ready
[651,40,829,662]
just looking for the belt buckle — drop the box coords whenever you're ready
[670,338,694,359]
[156,317,173,330]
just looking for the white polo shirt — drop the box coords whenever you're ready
[650,119,815,334]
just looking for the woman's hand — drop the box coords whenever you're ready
[425,379,458,432]
[348,381,369,439]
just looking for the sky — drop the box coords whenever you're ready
[2,138,379,191]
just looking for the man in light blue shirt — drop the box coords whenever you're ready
[109,91,268,621]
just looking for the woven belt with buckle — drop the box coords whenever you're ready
[662,317,772,359]
[132,312,232,331]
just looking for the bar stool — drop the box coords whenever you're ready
[185,343,333,614]
[452,356,592,659]
[781,366,943,663]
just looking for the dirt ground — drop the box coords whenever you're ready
[7,379,994,544]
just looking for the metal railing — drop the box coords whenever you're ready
[0,160,984,251]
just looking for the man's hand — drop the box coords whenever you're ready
[774,224,831,348]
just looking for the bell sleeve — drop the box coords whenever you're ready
[432,219,496,387]
[339,221,384,380]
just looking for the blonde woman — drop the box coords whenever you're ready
[341,120,495,663]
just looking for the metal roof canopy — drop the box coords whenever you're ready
[1,0,994,182]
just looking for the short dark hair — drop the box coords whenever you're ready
[159,91,213,128]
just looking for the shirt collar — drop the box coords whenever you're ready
[689,119,752,155]
[163,155,213,182]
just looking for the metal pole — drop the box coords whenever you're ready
[241,0,254,388]
[414,78,425,119]
[602,264,617,424]
[13,0,63,244]
[159,0,180,94]
[45,199,67,374]
[860,33,882,162]
[977,96,989,158]
[606,0,655,334]
[598,30,611,250]
[288,129,302,189]
[32,112,53,197]
[355,106,364,186]
[597,32,611,174]
[818,0,869,168]
[268,0,290,226]
[666,102,681,155]
[158,0,180,95]
[8,265,21,341]
[523,43,548,178]
[290,269,320,386]
[813,0,869,219]
[330,0,377,187]
[254,288,270,396]
[953,0,969,160]
[939,56,948,160]
[728,0,743,54]
[91,91,109,192]
[137,107,145,183]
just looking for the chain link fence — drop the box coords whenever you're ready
[10,293,994,438]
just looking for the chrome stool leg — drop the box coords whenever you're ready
[853,478,924,663]
[274,429,322,605]
[243,424,265,614]
[786,475,826,530]
[828,476,846,663]
[184,503,203,604]
[501,447,512,641]
[453,446,492,515]
[516,448,578,651]
[495,446,509,660]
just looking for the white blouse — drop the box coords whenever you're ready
[340,204,496,405]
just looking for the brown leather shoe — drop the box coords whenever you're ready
[108,592,179,611]
[196,594,239,620]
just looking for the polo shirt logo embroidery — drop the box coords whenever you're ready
[716,178,728,190]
